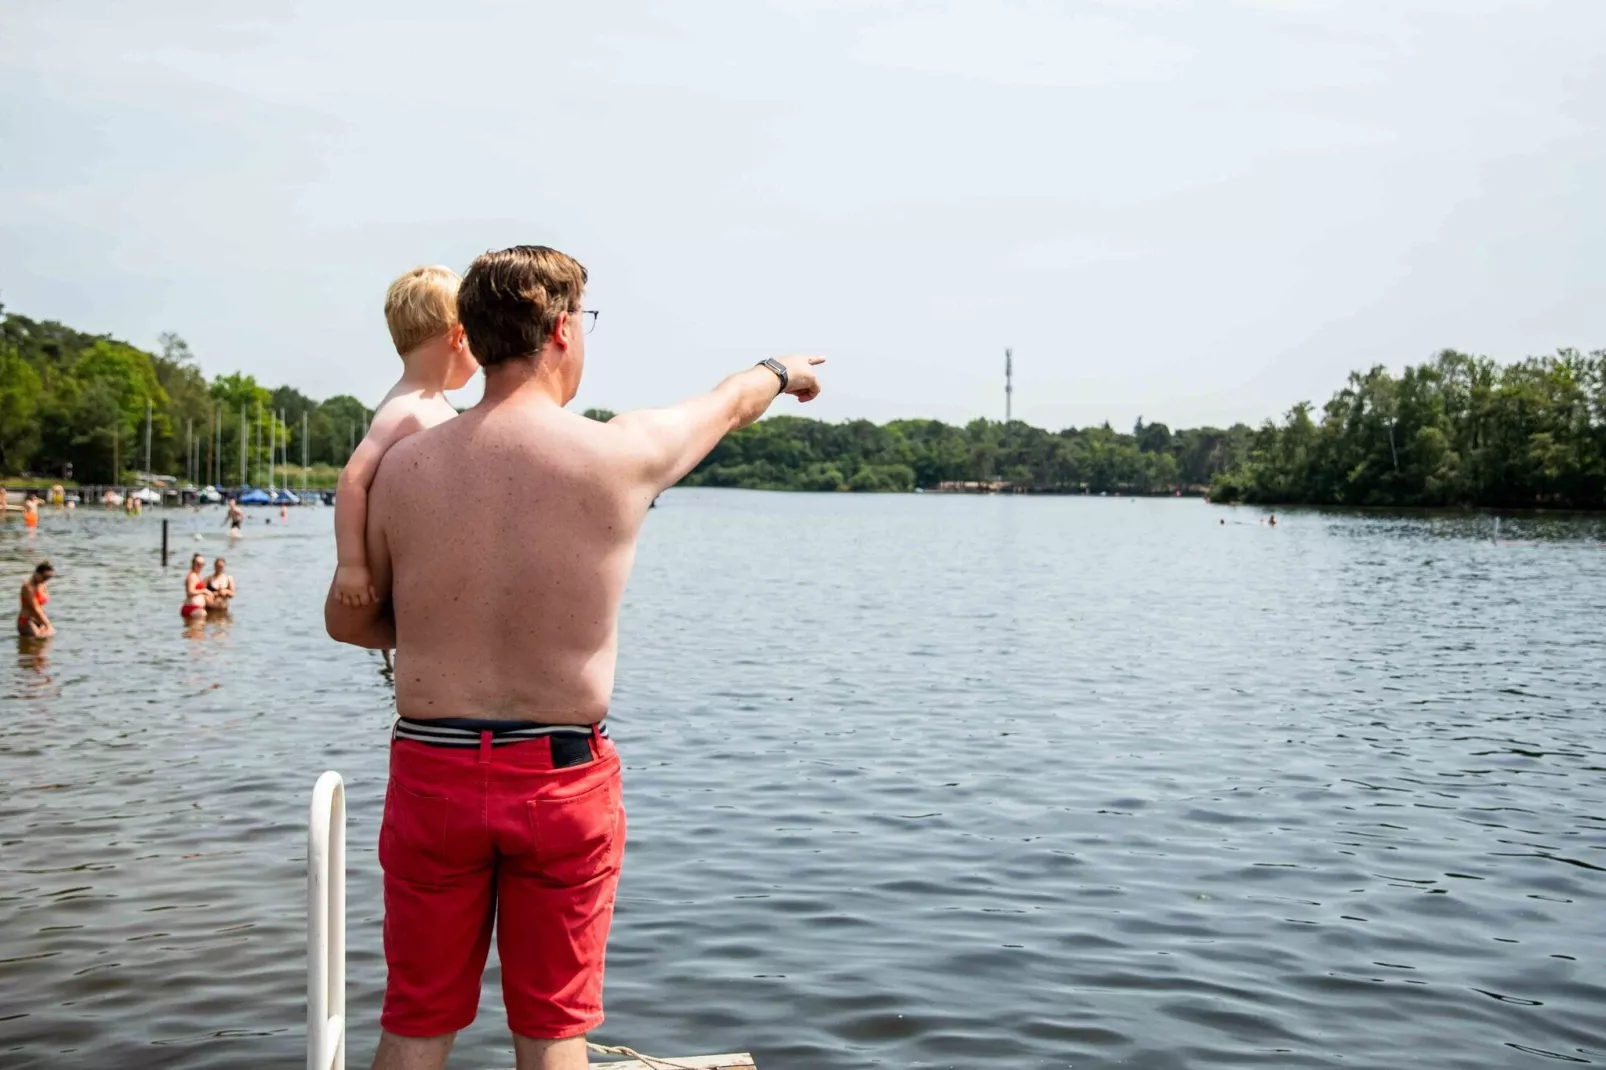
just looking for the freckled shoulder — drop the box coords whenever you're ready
[369,431,434,500]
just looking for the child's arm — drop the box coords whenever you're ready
[333,407,422,607]
[325,464,397,650]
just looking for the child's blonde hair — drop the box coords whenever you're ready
[383,265,461,356]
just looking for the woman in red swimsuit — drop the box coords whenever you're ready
[182,554,214,622]
[17,561,55,637]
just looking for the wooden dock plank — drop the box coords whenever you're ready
[499,1054,756,1070]
[586,1057,754,1070]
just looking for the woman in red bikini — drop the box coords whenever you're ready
[182,554,214,622]
[17,561,55,637]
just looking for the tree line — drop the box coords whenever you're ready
[658,412,1255,494]
[5,307,1601,506]
[1,309,373,484]
[602,347,1606,505]
[1210,349,1606,509]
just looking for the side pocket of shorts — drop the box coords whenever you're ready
[378,780,451,884]
[526,768,622,888]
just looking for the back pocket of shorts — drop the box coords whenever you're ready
[379,781,451,883]
[527,775,620,887]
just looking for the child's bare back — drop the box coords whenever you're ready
[333,266,479,607]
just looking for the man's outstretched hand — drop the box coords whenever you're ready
[776,355,826,403]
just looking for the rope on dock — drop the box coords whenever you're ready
[586,1040,717,1069]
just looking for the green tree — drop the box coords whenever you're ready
[1212,347,1606,509]
[0,342,43,473]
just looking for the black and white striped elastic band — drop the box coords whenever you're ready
[394,718,609,747]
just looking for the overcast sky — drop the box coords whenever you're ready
[2,1,1602,431]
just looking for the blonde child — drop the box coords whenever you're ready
[333,266,479,607]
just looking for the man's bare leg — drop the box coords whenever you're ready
[372,1030,454,1070]
[513,1033,588,1070]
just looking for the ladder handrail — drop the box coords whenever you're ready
[308,771,347,1070]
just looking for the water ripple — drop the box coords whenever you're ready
[1,497,1604,1068]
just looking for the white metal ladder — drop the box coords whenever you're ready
[308,771,347,1070]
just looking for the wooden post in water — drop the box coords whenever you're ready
[161,519,169,567]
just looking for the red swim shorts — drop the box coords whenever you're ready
[378,721,626,1040]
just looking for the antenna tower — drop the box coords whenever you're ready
[1005,348,1013,423]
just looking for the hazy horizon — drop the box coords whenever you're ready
[3,1,1602,432]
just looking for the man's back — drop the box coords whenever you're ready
[372,400,646,722]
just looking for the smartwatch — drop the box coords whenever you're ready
[757,358,788,395]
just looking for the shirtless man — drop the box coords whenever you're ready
[325,245,823,1070]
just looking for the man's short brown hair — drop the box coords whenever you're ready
[384,266,461,356]
[457,246,587,367]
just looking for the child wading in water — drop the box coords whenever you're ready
[334,266,479,607]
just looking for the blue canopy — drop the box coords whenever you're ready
[271,489,301,505]
[238,488,272,504]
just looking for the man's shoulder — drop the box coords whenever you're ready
[372,425,440,477]
[368,427,444,509]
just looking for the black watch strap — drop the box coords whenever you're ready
[758,358,788,395]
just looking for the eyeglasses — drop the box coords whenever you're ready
[582,310,600,335]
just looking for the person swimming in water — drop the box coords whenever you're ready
[182,554,215,622]
[206,557,236,614]
[23,492,40,530]
[225,497,245,537]
[18,561,55,637]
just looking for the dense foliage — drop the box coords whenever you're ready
[1211,349,1606,509]
[1,309,373,484]
[681,415,1253,494]
[7,309,1600,504]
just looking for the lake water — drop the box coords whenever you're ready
[2,491,1604,1070]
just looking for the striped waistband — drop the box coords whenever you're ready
[393,716,610,748]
